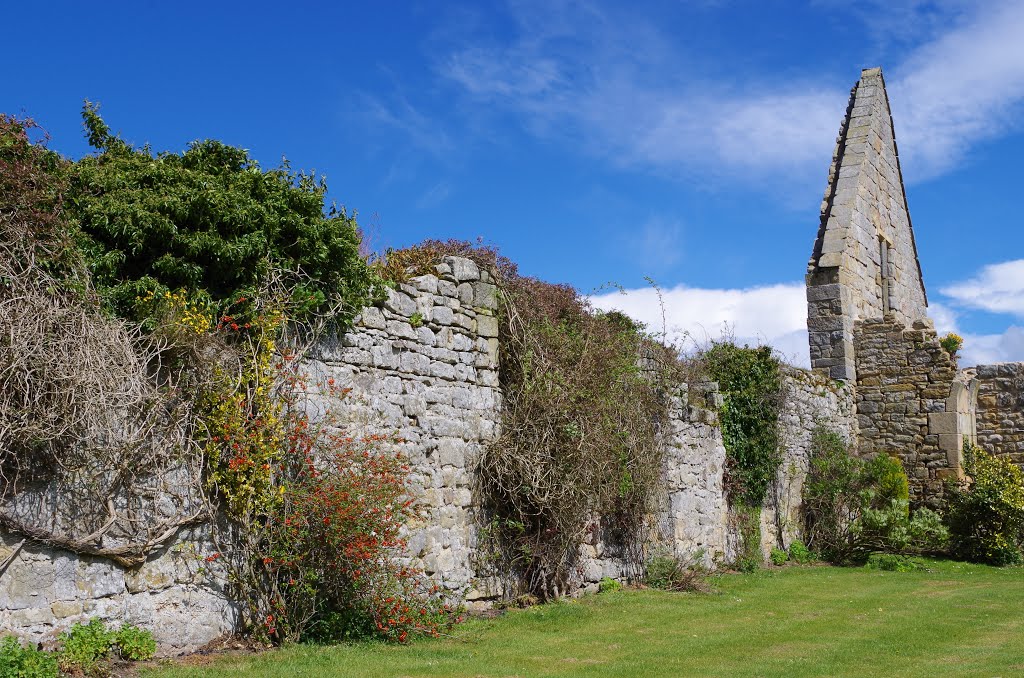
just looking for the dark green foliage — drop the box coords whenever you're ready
[946,441,1024,565]
[68,103,376,325]
[0,636,59,678]
[770,547,788,566]
[112,624,156,661]
[57,618,113,673]
[787,540,814,564]
[732,505,763,572]
[804,426,947,564]
[304,607,378,644]
[864,553,927,572]
[701,342,783,507]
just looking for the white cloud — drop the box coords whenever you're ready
[812,0,976,49]
[939,259,1024,317]
[927,301,960,335]
[589,282,810,366]
[587,272,1024,370]
[437,1,1024,191]
[440,8,845,192]
[934,258,1024,366]
[358,91,453,159]
[958,327,1024,367]
[890,1,1024,179]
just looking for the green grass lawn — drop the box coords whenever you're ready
[147,560,1024,678]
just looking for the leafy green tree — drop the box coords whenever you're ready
[946,442,1024,565]
[68,102,376,325]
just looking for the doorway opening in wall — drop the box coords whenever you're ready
[879,236,892,314]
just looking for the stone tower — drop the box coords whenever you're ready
[806,67,928,381]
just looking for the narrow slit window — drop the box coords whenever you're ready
[879,237,891,313]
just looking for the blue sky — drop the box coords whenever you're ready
[5,0,1024,366]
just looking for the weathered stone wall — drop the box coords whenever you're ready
[975,362,1024,467]
[761,367,858,551]
[807,67,928,381]
[853,315,965,506]
[0,527,234,654]
[0,256,502,653]
[656,383,731,564]
[574,382,730,590]
[1,255,872,653]
[309,256,502,599]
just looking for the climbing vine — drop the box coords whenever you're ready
[700,342,784,508]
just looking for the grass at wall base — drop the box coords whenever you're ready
[146,559,1024,678]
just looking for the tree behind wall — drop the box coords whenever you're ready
[69,102,376,326]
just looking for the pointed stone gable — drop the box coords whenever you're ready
[806,67,928,380]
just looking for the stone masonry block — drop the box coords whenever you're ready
[477,315,499,338]
[927,412,959,436]
[443,256,480,282]
[806,284,843,302]
[473,282,498,310]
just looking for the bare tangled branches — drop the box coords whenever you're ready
[0,115,209,565]
[479,277,674,600]
[0,241,212,565]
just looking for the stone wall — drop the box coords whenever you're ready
[975,362,1024,467]
[807,67,928,381]
[761,367,858,551]
[0,255,872,654]
[0,256,502,653]
[309,256,503,599]
[656,383,732,564]
[0,527,234,654]
[853,315,965,506]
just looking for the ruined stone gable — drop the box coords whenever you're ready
[807,67,928,382]
[805,67,1024,504]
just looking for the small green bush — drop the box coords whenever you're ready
[55,618,157,674]
[0,636,59,678]
[769,547,788,566]
[113,624,156,661]
[863,454,909,504]
[57,618,113,673]
[700,342,784,507]
[864,553,927,572]
[939,332,963,359]
[598,577,623,593]
[803,426,945,563]
[859,500,948,555]
[946,442,1024,565]
[644,550,710,592]
[732,505,762,573]
[788,540,814,564]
